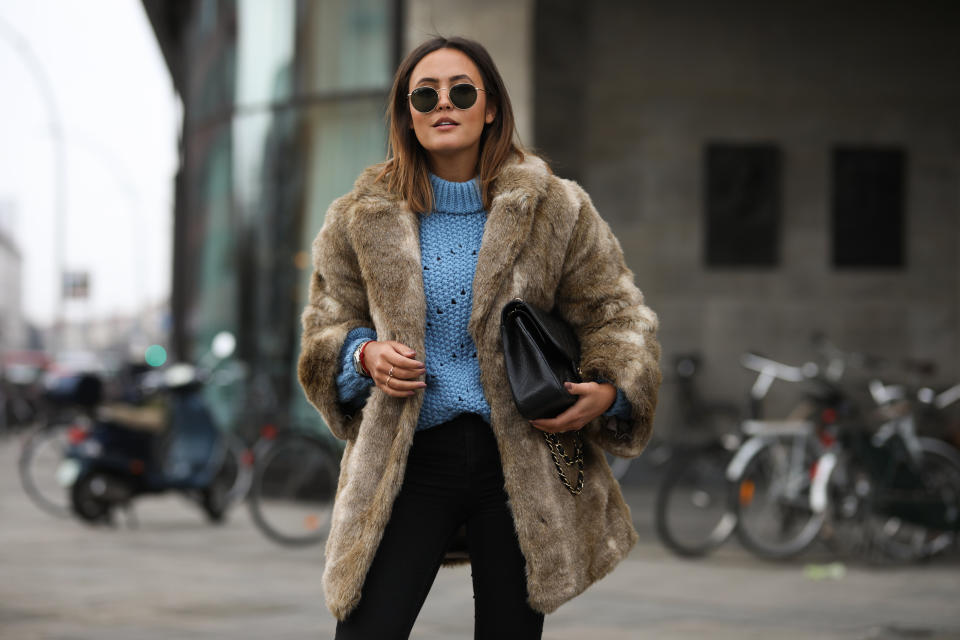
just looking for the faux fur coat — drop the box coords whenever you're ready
[297,152,661,620]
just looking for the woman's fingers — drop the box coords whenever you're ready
[528,385,608,432]
[367,341,427,397]
[381,341,425,375]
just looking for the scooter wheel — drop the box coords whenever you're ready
[70,470,115,524]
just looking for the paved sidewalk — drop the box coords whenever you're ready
[1,434,958,639]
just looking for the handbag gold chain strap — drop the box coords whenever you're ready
[542,431,584,495]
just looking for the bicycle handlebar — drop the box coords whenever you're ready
[740,352,819,403]
[935,383,960,410]
[870,378,960,411]
[740,353,816,382]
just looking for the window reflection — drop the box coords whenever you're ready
[302,0,392,92]
[170,0,395,436]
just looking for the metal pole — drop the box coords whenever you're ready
[65,136,149,337]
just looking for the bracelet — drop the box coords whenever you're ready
[358,340,373,377]
[353,340,371,377]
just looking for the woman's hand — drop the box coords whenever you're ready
[529,381,617,433]
[362,341,427,398]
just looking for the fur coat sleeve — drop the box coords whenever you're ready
[554,182,661,458]
[297,194,373,441]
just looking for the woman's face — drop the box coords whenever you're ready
[407,48,496,169]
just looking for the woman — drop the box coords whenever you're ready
[298,36,661,639]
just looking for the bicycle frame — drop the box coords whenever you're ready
[810,412,960,533]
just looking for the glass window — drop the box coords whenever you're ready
[302,0,393,93]
[173,0,395,436]
[190,123,237,359]
[704,143,782,267]
[831,147,906,268]
[235,0,296,106]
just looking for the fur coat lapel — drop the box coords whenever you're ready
[343,157,548,364]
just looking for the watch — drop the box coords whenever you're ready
[353,340,372,377]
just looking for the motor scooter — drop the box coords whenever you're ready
[58,332,250,525]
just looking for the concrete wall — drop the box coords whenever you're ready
[403,0,535,147]
[535,0,960,430]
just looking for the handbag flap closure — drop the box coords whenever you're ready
[500,299,581,373]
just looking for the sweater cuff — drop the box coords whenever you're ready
[336,327,377,407]
[596,377,633,420]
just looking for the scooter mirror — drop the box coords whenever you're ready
[211,331,236,359]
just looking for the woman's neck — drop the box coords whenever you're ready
[427,146,480,182]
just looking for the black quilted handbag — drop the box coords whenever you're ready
[500,298,585,495]
[500,298,583,419]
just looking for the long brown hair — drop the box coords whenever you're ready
[378,36,524,213]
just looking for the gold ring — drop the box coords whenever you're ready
[388,366,395,377]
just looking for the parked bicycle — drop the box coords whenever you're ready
[237,367,340,547]
[246,424,339,546]
[724,352,846,560]
[18,371,103,518]
[656,334,960,563]
[656,348,853,559]
[653,353,741,557]
[810,379,960,562]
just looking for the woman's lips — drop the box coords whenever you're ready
[433,119,459,128]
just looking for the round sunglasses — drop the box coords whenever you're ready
[407,83,486,113]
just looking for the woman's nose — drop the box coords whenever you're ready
[435,87,453,110]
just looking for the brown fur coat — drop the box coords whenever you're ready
[297,153,661,620]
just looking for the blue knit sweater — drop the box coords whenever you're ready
[335,174,632,431]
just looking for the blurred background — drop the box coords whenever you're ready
[2,1,960,638]
[2,0,959,440]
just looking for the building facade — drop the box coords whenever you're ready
[0,201,25,351]
[143,0,400,431]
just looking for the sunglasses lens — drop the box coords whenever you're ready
[449,84,478,109]
[410,87,438,112]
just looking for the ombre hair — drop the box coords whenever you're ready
[378,36,525,213]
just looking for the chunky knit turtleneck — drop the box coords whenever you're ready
[335,174,631,431]
[426,172,485,214]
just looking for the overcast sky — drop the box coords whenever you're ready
[0,0,179,328]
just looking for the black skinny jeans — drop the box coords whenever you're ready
[334,412,545,640]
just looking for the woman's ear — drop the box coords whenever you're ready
[485,101,497,125]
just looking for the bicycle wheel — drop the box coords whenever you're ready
[217,432,255,503]
[248,433,338,546]
[732,437,824,559]
[817,454,875,559]
[655,447,736,557]
[18,422,74,518]
[200,432,253,523]
[867,439,960,561]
